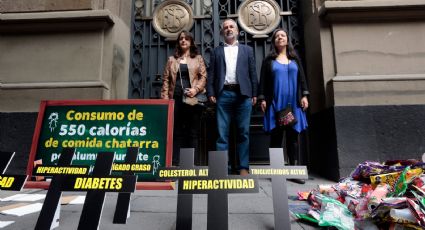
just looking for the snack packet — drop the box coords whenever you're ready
[318,195,355,230]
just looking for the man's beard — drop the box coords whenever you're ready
[225,32,236,41]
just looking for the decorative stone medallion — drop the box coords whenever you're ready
[237,0,281,37]
[152,0,194,39]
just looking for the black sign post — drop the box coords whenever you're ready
[156,148,208,230]
[113,147,138,224]
[175,149,208,230]
[35,148,137,229]
[0,151,14,173]
[177,151,259,230]
[77,151,117,229]
[250,148,309,230]
[0,151,27,190]
[35,147,77,230]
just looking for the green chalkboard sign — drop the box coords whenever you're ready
[27,100,174,183]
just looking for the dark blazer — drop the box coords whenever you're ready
[207,44,258,98]
[258,55,309,107]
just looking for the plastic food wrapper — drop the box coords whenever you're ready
[411,190,425,211]
[318,184,339,199]
[344,195,360,215]
[338,178,365,199]
[371,197,407,219]
[302,158,425,229]
[350,184,375,219]
[297,191,310,201]
[412,175,425,191]
[351,161,404,181]
[389,167,411,197]
[318,195,355,230]
[389,208,417,224]
[308,208,321,221]
[292,213,319,224]
[368,183,390,211]
[308,191,324,209]
[370,168,422,188]
[389,223,424,230]
[384,159,422,167]
[406,198,425,227]
[356,196,372,219]
[351,161,425,182]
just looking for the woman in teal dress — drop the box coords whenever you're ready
[258,28,310,182]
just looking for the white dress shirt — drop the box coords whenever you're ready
[224,41,239,85]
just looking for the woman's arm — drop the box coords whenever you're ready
[161,57,172,99]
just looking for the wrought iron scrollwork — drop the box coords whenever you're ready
[129,0,304,99]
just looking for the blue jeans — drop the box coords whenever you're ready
[216,90,252,170]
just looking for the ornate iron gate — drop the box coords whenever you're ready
[129,0,304,162]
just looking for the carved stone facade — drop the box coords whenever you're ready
[237,0,281,38]
[152,0,194,39]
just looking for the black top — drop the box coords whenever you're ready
[174,64,190,97]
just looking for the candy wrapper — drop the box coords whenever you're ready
[389,208,417,224]
[297,191,310,201]
[292,213,319,224]
[308,190,325,209]
[368,183,390,211]
[370,168,422,189]
[384,159,422,167]
[345,195,360,215]
[371,197,407,219]
[412,175,425,191]
[389,223,424,230]
[352,161,406,181]
[318,194,355,230]
[406,198,425,227]
[389,166,411,197]
[318,184,339,199]
[356,196,372,219]
[352,161,425,182]
[308,208,321,221]
[351,161,389,181]
[338,178,365,199]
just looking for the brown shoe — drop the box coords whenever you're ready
[240,169,249,176]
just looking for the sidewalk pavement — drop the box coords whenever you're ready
[0,174,334,230]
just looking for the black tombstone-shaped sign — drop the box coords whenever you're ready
[76,151,117,229]
[35,148,137,230]
[0,151,27,191]
[112,147,152,224]
[250,148,308,230]
[157,148,208,230]
[177,151,259,230]
[35,147,79,230]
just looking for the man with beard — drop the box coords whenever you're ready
[207,19,258,176]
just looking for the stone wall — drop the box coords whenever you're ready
[302,0,425,180]
[0,0,132,173]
